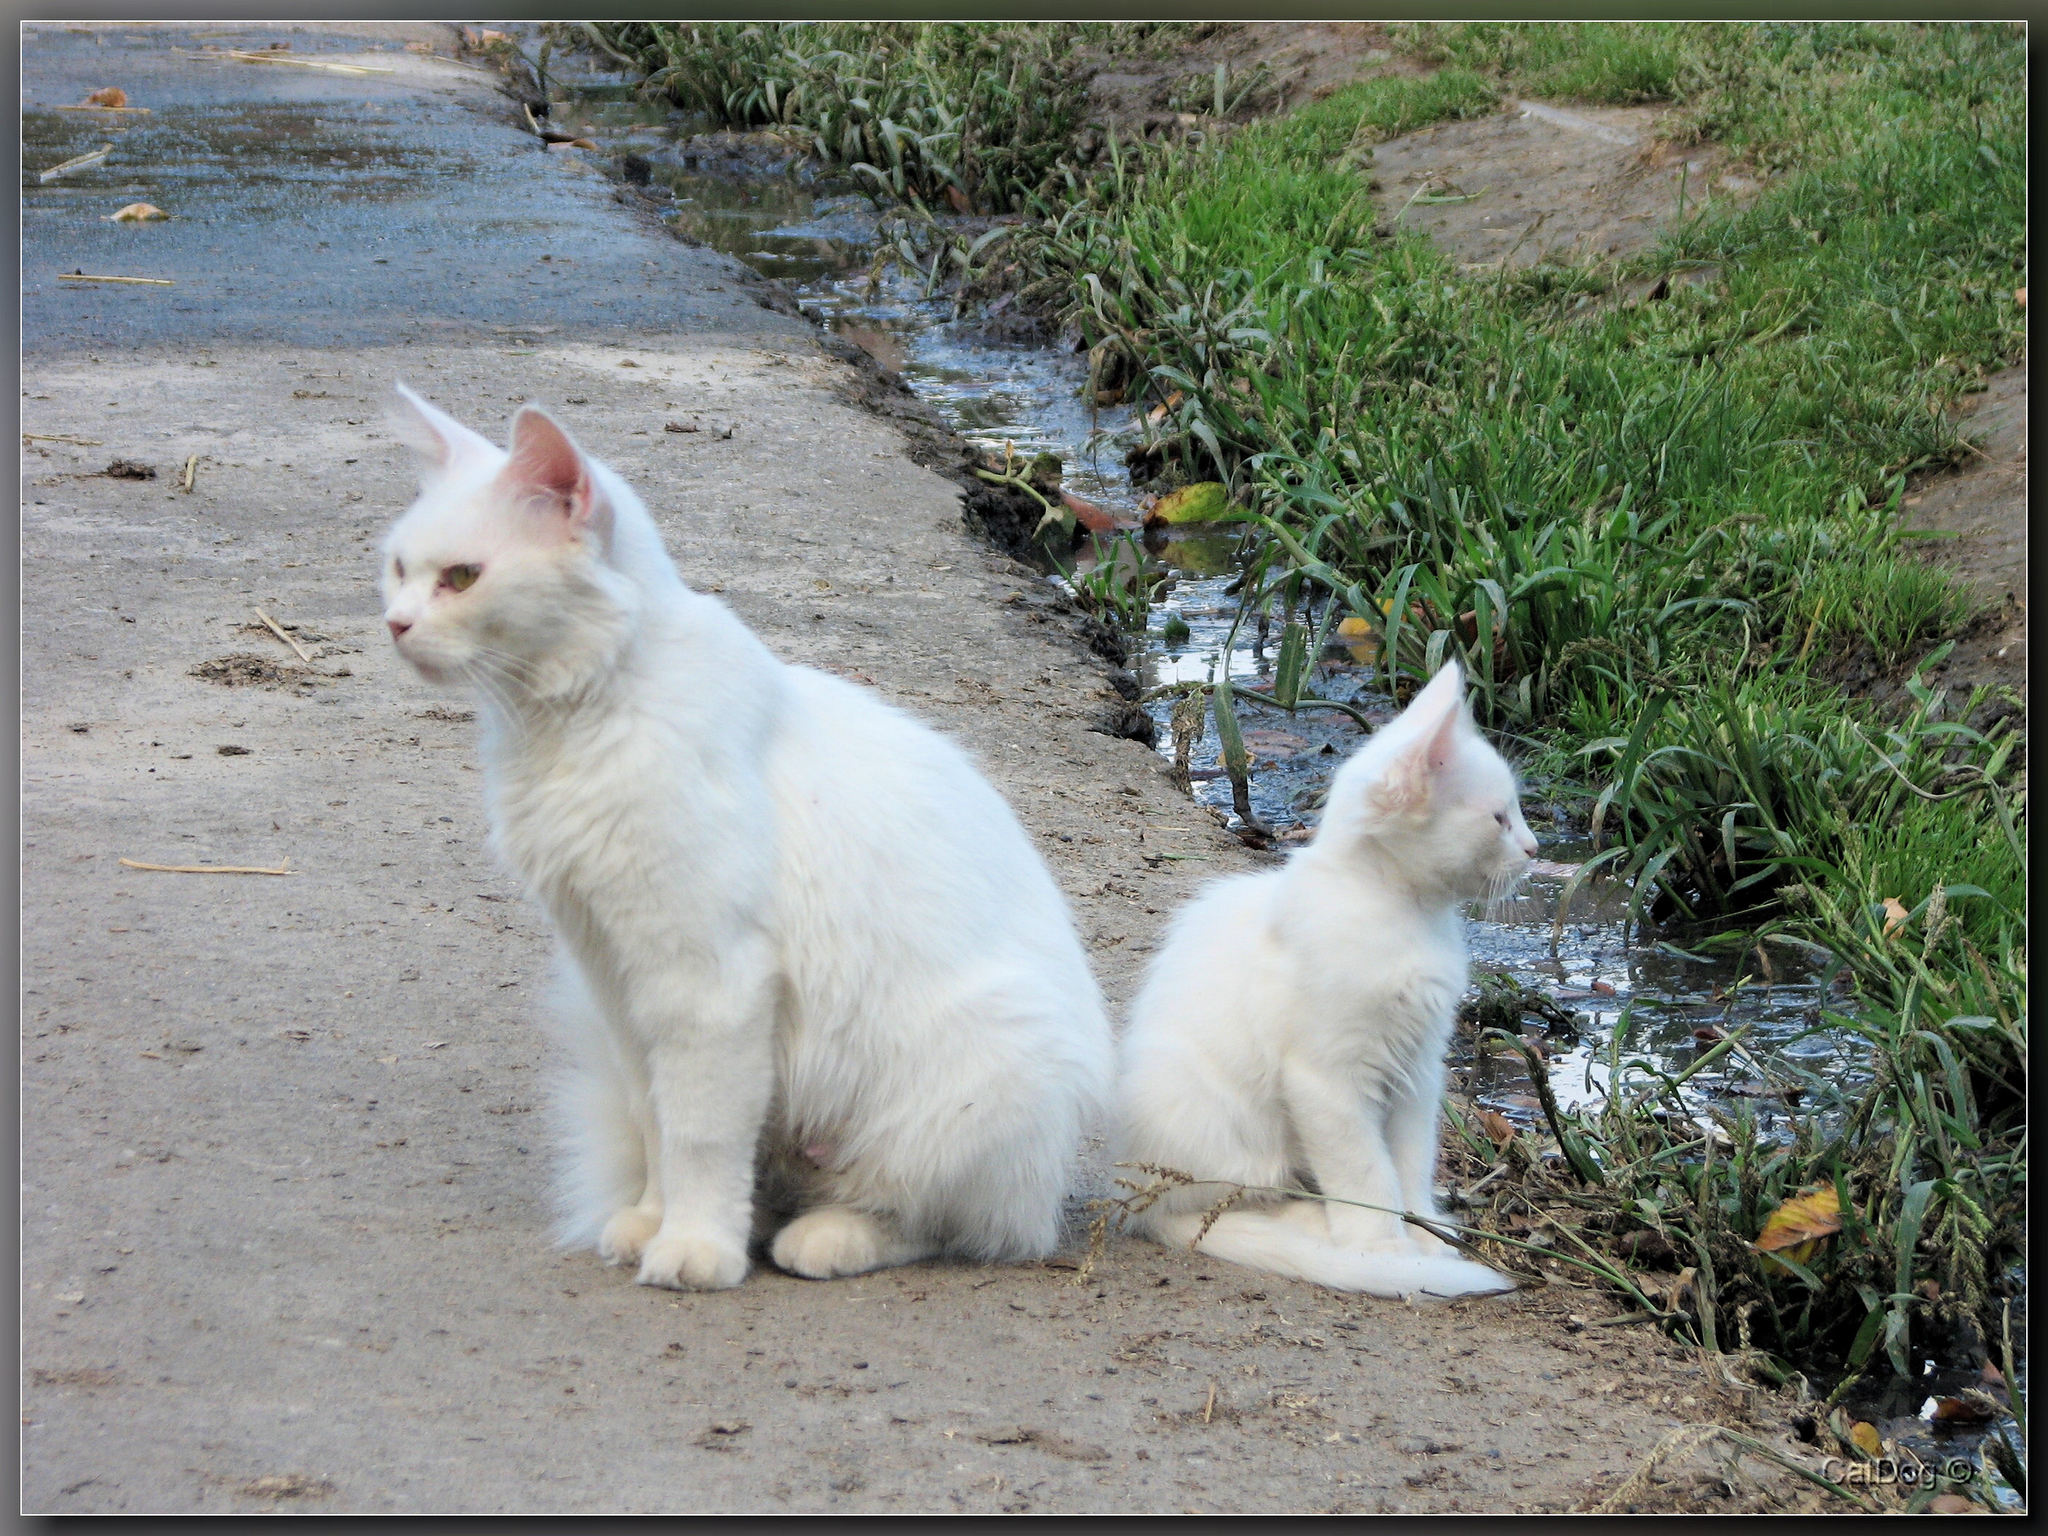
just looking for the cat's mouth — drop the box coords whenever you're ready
[390,633,455,685]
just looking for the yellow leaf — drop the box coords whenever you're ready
[1146,481,1231,526]
[1755,1186,1843,1272]
[1850,1420,1883,1458]
[1336,615,1375,639]
[1881,896,1909,937]
[109,202,167,222]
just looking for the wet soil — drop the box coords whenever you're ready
[1366,98,1755,269]
[1078,22,1420,137]
[1902,362,2028,704]
[20,22,1818,1515]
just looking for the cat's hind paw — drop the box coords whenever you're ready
[636,1226,749,1291]
[597,1207,662,1267]
[1418,1257,1517,1298]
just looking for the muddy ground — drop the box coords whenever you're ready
[15,22,1873,1515]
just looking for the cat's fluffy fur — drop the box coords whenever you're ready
[379,385,1112,1290]
[1116,662,1534,1298]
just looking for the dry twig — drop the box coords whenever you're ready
[39,144,111,182]
[254,608,315,664]
[118,857,295,876]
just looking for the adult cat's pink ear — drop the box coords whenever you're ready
[389,382,498,476]
[501,405,613,546]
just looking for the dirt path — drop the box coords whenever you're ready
[1903,362,2027,703]
[21,23,1794,1514]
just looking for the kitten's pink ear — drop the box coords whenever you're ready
[1370,662,1468,815]
[1410,661,1469,777]
[389,382,498,476]
[500,405,613,546]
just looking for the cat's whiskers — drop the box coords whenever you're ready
[1479,866,1528,923]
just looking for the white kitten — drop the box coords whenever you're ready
[1115,662,1534,1298]
[379,385,1113,1290]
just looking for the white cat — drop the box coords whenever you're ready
[1115,662,1533,1298]
[378,385,1113,1290]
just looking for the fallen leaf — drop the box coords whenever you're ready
[1881,896,1910,937]
[1755,1186,1843,1270]
[945,184,970,214]
[84,86,127,108]
[1590,979,1617,995]
[1145,390,1186,425]
[1477,1109,1517,1147]
[1059,488,1120,534]
[1336,615,1376,640]
[1849,1420,1883,1458]
[1144,481,1231,526]
[1929,1394,1998,1425]
[108,202,167,222]
[1692,1025,1726,1044]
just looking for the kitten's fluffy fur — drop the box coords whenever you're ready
[1116,663,1534,1298]
[380,386,1112,1290]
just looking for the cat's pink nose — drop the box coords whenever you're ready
[387,617,411,640]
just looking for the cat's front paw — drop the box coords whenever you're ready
[636,1226,749,1291]
[597,1206,662,1267]
[770,1207,886,1279]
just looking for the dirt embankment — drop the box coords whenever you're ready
[20,22,1823,1515]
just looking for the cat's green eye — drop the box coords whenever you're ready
[440,563,482,593]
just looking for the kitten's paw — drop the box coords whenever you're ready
[635,1227,749,1291]
[769,1207,890,1280]
[597,1207,662,1267]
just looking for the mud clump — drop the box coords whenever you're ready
[190,652,317,690]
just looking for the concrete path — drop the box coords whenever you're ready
[21,21,1744,1514]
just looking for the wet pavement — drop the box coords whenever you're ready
[22,22,777,354]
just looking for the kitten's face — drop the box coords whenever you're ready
[1325,663,1538,900]
[1426,731,1539,902]
[380,387,631,702]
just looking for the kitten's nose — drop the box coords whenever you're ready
[1520,837,1539,860]
[387,617,411,640]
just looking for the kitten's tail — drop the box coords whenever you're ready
[545,968,645,1250]
[1143,1207,1515,1300]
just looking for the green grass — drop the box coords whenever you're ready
[581,21,1181,212]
